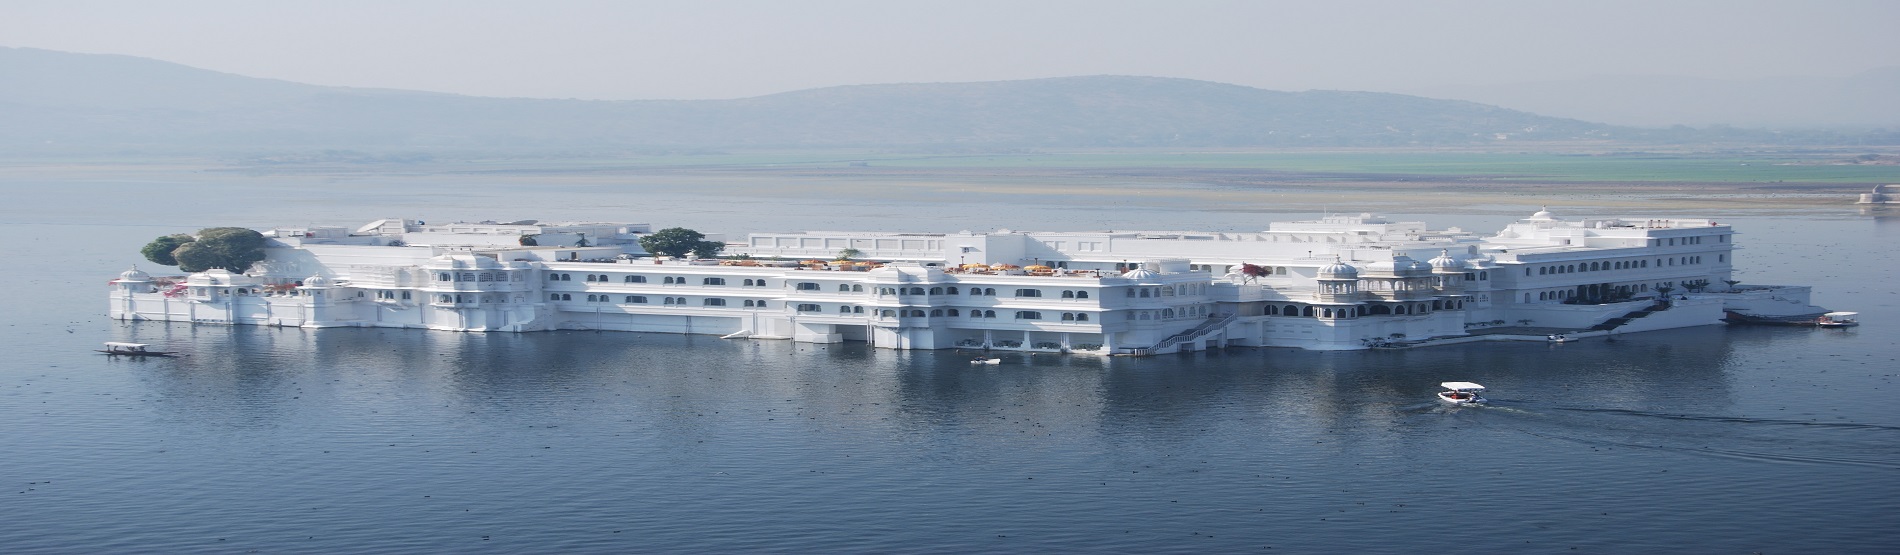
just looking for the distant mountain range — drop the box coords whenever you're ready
[0,47,1892,152]
[1407,68,1900,128]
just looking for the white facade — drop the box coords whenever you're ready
[109,210,1826,353]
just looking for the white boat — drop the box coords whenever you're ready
[1437,381,1486,405]
[1547,334,1572,343]
[970,357,1001,365]
[97,342,176,357]
[1816,312,1859,328]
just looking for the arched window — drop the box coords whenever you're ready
[910,310,926,317]
[1163,308,1175,318]
[983,310,996,318]
[1016,289,1041,298]
[851,285,863,292]
[930,287,943,295]
[1139,312,1151,320]
[852,306,863,313]
[931,309,943,317]
[1139,289,1151,298]
[1076,313,1089,322]
[559,294,571,301]
[946,309,959,317]
[627,296,646,304]
[1062,290,1075,298]
[908,287,925,295]
[839,284,852,292]
[755,280,767,287]
[744,279,755,286]
[984,288,995,296]
[945,287,958,294]
[1062,312,1075,321]
[1076,291,1089,299]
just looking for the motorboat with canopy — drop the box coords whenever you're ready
[1437,381,1486,405]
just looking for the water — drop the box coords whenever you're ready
[2,169,1897,552]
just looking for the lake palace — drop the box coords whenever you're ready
[110,209,1827,353]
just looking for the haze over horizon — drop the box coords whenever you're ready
[5,0,1898,127]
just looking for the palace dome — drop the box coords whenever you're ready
[1428,250,1462,271]
[119,267,150,281]
[302,275,332,288]
[1120,268,1159,280]
[1317,258,1358,279]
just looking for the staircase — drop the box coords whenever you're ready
[1136,313,1238,355]
[1589,301,1669,331]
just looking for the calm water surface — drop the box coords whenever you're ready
[1,172,1896,553]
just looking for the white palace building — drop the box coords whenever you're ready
[109,210,1828,353]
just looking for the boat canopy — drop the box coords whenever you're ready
[1440,381,1486,391]
[103,342,151,349]
[1823,312,1858,318]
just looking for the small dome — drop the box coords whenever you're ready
[1317,258,1358,279]
[1529,206,1555,220]
[1120,268,1159,280]
[119,266,150,281]
[1428,249,1461,270]
[302,275,332,288]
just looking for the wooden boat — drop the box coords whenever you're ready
[97,342,177,357]
[1816,312,1859,328]
[1436,382,1487,405]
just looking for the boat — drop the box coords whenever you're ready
[970,357,1001,365]
[1547,334,1572,343]
[97,342,176,357]
[1437,382,1486,405]
[1816,312,1859,328]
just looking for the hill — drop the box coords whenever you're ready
[3,47,1891,152]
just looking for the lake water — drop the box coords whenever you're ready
[2,168,1897,553]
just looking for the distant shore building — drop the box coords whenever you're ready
[1857,184,1900,204]
[110,209,1826,353]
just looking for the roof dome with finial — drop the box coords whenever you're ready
[1120,267,1159,280]
[1428,249,1461,271]
[119,266,150,281]
[1317,257,1358,279]
[302,275,332,288]
[1529,206,1555,220]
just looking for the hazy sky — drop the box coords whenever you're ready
[5,0,1897,100]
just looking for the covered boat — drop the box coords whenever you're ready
[1437,381,1486,405]
[97,342,176,357]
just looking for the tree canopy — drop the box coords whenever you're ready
[142,227,268,272]
[140,234,194,266]
[638,227,724,258]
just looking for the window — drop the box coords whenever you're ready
[703,277,725,286]
[984,310,996,318]
[585,274,597,282]
[663,276,678,284]
[1076,291,1089,299]
[560,294,572,301]
[797,282,820,291]
[907,287,925,295]
[1062,312,1075,321]
[931,309,943,317]
[626,296,647,304]
[560,274,571,281]
[839,284,852,292]
[401,291,411,300]
[946,309,959,317]
[1076,313,1089,322]
[704,298,726,306]
[1062,290,1074,298]
[1015,311,1041,320]
[838,305,851,313]
[744,279,755,286]
[663,297,675,305]
[930,287,943,295]
[853,307,863,314]
[798,303,821,312]
[1015,289,1040,298]
[439,273,452,282]
[755,280,767,287]
[850,285,862,292]
[984,288,996,296]
[625,275,646,283]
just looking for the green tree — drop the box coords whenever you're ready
[140,234,195,266]
[518,235,539,246]
[836,247,862,261]
[170,227,268,272]
[640,227,724,258]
